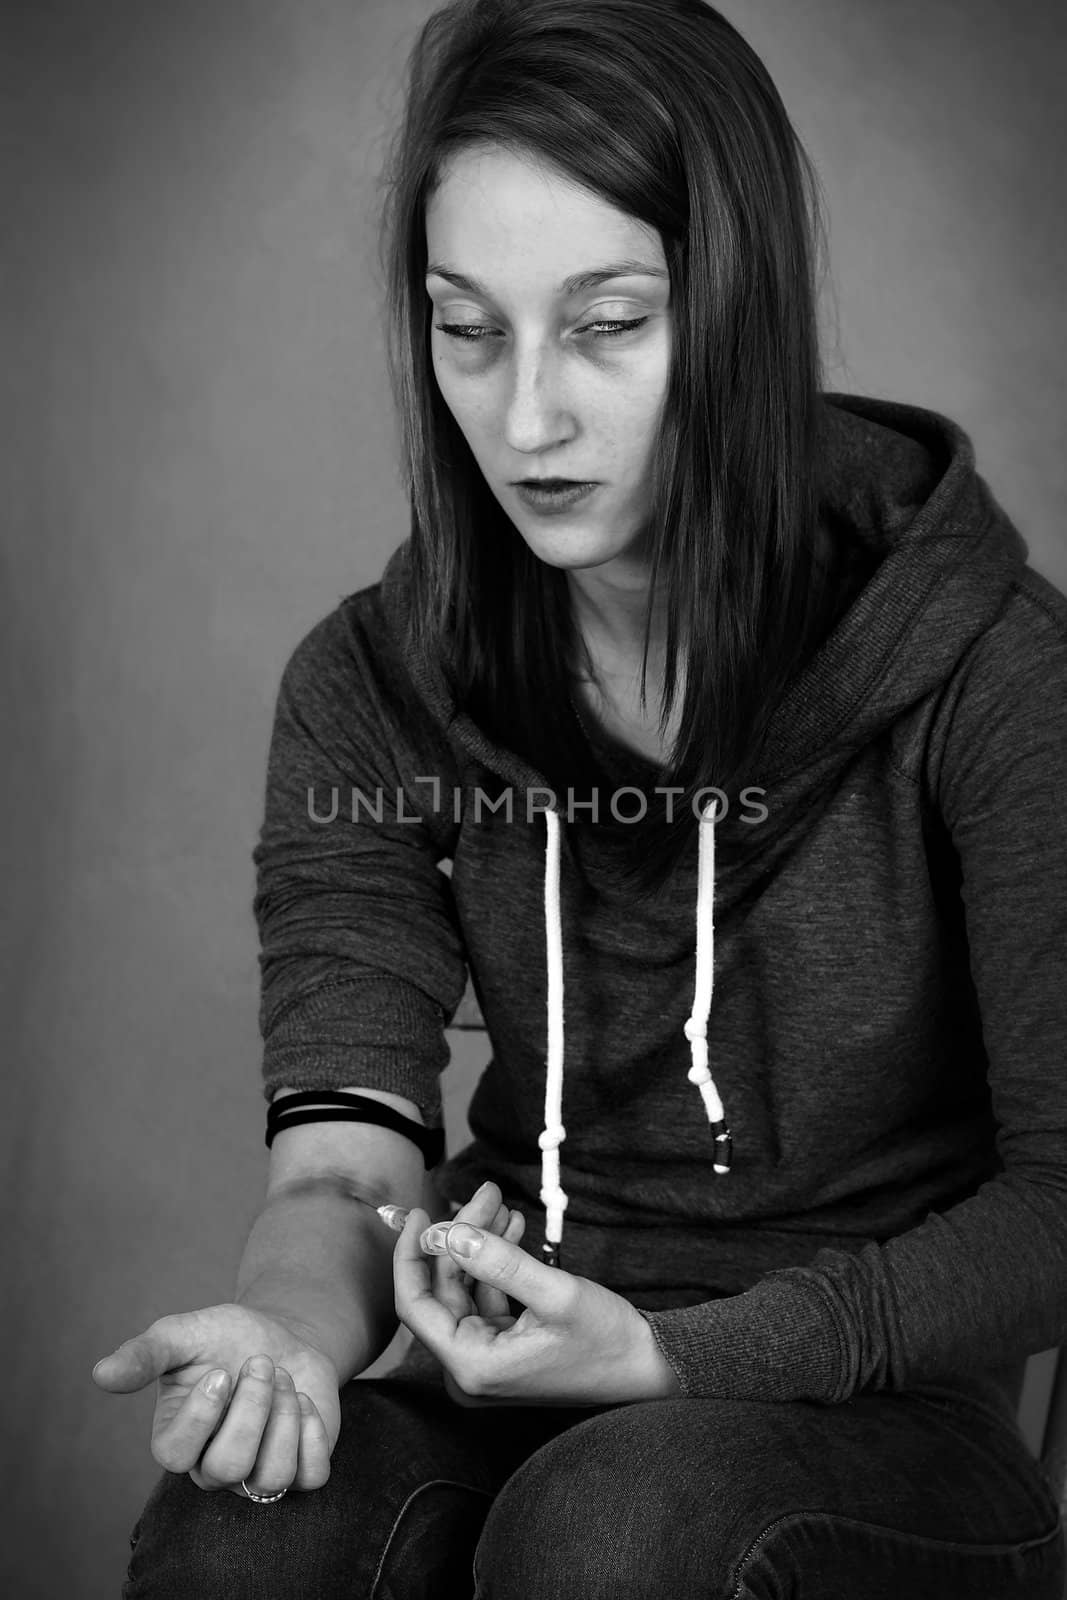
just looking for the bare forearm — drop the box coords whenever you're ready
[233,1182,399,1384]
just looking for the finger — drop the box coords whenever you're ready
[240,1367,302,1499]
[92,1316,200,1392]
[292,1391,332,1491]
[444,1223,574,1319]
[150,1365,235,1474]
[194,1354,279,1490]
[457,1198,516,1299]
[430,1182,506,1321]
[474,1209,526,1320]
[432,1247,475,1321]
[395,1208,462,1355]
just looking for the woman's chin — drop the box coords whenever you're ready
[513,522,638,572]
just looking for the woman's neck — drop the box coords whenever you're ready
[565,565,685,764]
[566,564,671,675]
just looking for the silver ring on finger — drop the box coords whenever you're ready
[242,1478,288,1503]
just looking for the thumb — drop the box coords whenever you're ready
[444,1223,572,1316]
[91,1323,189,1392]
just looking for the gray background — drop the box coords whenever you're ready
[5,1,1066,1594]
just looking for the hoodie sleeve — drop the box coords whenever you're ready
[251,602,469,1126]
[640,575,1067,1402]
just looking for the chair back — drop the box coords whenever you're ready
[1041,1346,1067,1516]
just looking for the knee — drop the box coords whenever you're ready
[473,1403,736,1600]
[122,1374,499,1600]
[122,1472,303,1600]
[122,1468,354,1600]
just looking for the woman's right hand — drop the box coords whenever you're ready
[91,1302,341,1497]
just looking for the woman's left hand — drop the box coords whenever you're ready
[393,1190,682,1407]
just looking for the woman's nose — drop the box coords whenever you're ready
[502,348,576,454]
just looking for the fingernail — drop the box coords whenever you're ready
[203,1369,230,1398]
[245,1355,273,1379]
[274,1368,293,1388]
[448,1223,484,1259]
[420,1222,452,1254]
[474,1180,491,1197]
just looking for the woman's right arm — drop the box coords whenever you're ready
[90,600,480,1490]
[87,1092,424,1496]
[91,1091,509,1495]
[233,1083,439,1383]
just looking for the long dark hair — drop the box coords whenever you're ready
[378,0,831,895]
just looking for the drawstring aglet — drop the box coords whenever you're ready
[541,1242,561,1268]
[711,1122,733,1175]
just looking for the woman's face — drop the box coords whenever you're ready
[424,144,672,575]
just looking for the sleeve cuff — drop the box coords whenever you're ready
[639,1270,849,1403]
[261,974,449,1123]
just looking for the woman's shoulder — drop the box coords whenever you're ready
[1005,563,1067,645]
[921,562,1067,814]
[275,565,412,702]
[958,562,1067,693]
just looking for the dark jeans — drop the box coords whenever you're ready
[122,1365,1065,1599]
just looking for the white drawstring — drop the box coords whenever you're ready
[536,797,732,1270]
[684,799,732,1174]
[539,808,568,1266]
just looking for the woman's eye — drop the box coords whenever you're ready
[577,317,649,338]
[434,317,649,343]
[435,323,499,342]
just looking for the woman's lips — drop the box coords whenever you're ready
[513,481,598,514]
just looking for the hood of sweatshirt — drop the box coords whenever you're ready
[379,391,1028,1265]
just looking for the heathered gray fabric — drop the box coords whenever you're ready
[252,393,1067,1410]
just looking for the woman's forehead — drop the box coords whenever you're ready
[425,146,666,292]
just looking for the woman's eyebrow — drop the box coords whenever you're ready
[424,260,668,297]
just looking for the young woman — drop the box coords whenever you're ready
[97,1,1067,1594]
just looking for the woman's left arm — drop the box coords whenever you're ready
[639,573,1067,1402]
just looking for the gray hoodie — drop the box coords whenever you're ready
[252,393,1067,1414]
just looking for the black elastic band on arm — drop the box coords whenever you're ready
[265,1089,444,1168]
